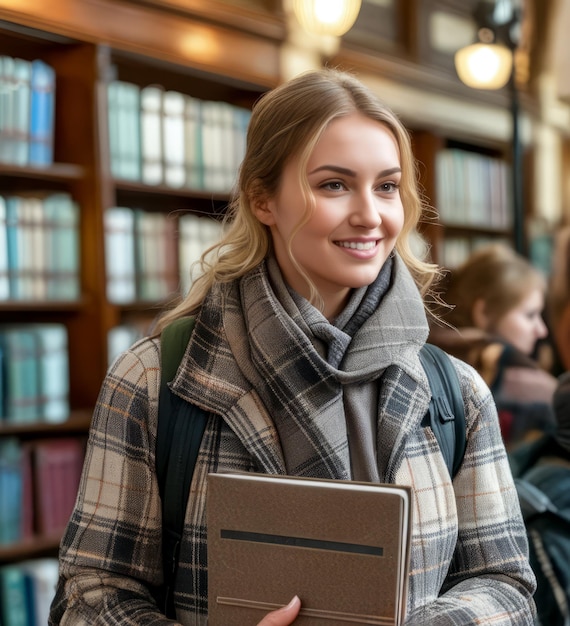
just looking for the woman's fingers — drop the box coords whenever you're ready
[256,596,301,626]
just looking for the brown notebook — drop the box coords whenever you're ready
[207,472,412,626]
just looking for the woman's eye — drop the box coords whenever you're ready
[321,181,345,191]
[379,182,400,193]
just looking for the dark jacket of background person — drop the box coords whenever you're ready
[509,371,570,626]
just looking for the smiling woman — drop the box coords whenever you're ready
[50,69,536,626]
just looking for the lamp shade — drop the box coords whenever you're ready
[455,42,513,89]
[293,0,362,37]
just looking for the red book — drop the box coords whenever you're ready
[33,438,85,537]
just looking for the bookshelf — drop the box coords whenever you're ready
[412,129,514,268]
[0,0,281,567]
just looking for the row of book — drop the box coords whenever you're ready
[108,80,251,192]
[0,56,56,167]
[0,192,80,302]
[0,558,59,626]
[435,148,512,229]
[104,207,223,304]
[0,324,69,424]
[0,436,84,546]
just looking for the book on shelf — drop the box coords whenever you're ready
[0,56,29,166]
[5,195,23,299]
[19,558,60,626]
[140,84,164,185]
[0,327,41,423]
[28,59,56,166]
[201,100,226,192]
[22,195,46,300]
[33,437,85,537]
[0,438,24,546]
[0,563,30,626]
[107,80,141,181]
[0,195,9,299]
[184,95,203,189]
[134,209,178,301]
[0,56,12,163]
[43,192,80,300]
[12,58,32,167]
[32,323,69,423]
[207,472,412,626]
[162,90,186,188]
[20,442,35,542]
[104,206,137,303]
[0,324,70,424]
[178,213,223,296]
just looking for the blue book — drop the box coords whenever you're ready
[0,439,23,545]
[0,327,41,423]
[0,195,9,300]
[20,559,60,626]
[28,59,56,166]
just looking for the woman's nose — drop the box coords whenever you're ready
[350,192,382,228]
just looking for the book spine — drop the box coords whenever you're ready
[140,84,163,185]
[104,207,136,303]
[28,59,56,166]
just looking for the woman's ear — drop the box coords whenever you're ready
[472,298,489,330]
[252,195,276,226]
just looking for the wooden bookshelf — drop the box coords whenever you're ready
[412,129,516,268]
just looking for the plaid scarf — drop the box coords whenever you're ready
[175,254,429,481]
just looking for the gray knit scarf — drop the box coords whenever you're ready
[186,253,429,482]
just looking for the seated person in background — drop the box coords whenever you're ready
[430,243,557,449]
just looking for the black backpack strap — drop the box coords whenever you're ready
[156,316,208,618]
[419,343,467,479]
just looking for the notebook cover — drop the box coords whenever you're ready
[207,472,412,626]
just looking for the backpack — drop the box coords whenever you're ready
[155,316,467,618]
[509,436,570,626]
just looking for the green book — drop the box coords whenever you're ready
[0,565,30,626]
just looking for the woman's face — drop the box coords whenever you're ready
[493,287,548,355]
[254,112,405,319]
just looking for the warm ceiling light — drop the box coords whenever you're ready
[293,0,362,37]
[455,42,513,89]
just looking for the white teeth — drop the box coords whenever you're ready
[337,241,376,250]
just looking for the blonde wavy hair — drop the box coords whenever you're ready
[155,68,440,333]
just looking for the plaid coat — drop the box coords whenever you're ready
[50,286,536,625]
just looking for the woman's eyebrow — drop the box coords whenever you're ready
[308,165,402,177]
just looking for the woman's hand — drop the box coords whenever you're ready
[257,596,301,625]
